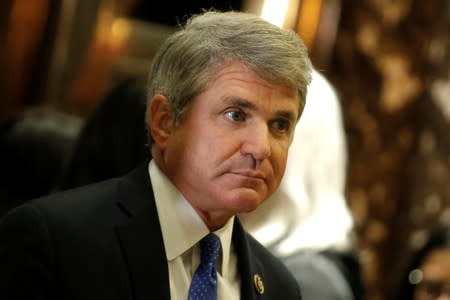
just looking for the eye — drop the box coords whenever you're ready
[225,110,246,122]
[271,119,291,133]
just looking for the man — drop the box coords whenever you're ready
[0,11,312,299]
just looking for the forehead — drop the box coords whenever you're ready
[208,62,288,89]
[205,62,299,108]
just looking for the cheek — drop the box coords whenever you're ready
[272,144,290,174]
[203,130,242,161]
[180,133,229,175]
[267,146,289,192]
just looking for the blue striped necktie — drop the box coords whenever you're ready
[188,233,221,300]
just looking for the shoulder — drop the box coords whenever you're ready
[0,177,123,246]
[26,164,151,225]
[0,164,150,239]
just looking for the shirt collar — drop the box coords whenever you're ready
[148,160,235,273]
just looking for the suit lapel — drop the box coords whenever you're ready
[114,165,170,300]
[233,218,263,300]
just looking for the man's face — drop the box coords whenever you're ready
[156,62,300,229]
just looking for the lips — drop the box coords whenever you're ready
[229,170,266,182]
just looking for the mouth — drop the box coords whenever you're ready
[229,170,266,182]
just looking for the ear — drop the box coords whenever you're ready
[148,94,173,149]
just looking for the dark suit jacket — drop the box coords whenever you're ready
[0,165,301,299]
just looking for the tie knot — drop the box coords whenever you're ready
[200,233,221,264]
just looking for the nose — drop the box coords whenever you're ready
[240,123,271,162]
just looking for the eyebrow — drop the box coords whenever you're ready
[224,97,257,110]
[223,97,298,122]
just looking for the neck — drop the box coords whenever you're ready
[195,207,233,232]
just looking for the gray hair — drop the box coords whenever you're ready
[146,10,312,138]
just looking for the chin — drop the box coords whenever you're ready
[224,188,266,214]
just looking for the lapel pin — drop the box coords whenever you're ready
[253,274,264,295]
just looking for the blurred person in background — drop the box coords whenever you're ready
[60,78,150,190]
[240,69,362,300]
[396,227,450,300]
[0,107,81,216]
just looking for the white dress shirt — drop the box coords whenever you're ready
[149,161,241,299]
